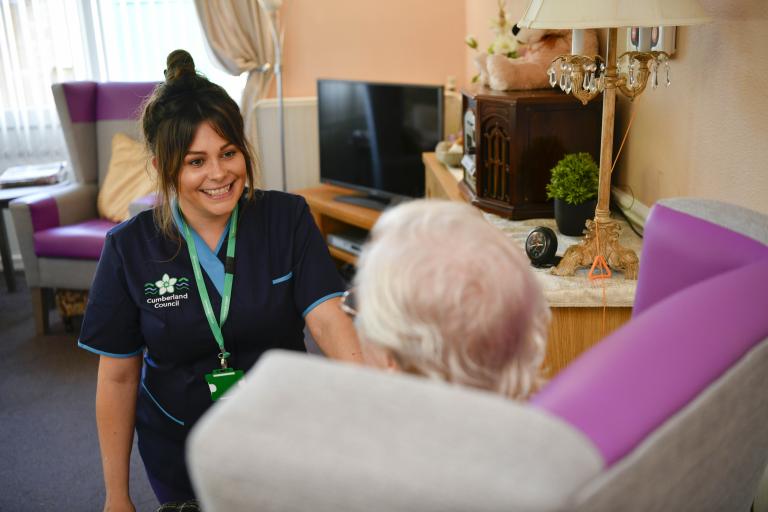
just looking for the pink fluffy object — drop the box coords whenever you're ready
[485,28,599,91]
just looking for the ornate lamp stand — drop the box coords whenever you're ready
[546,28,671,279]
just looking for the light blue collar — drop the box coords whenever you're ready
[172,199,230,296]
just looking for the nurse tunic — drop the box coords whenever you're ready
[78,190,344,500]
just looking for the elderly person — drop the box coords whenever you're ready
[352,199,550,399]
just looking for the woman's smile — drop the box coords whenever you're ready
[200,182,234,198]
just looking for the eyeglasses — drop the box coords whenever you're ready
[340,288,357,317]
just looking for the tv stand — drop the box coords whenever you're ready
[295,184,381,265]
[334,193,391,211]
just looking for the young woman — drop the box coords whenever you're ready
[78,50,362,511]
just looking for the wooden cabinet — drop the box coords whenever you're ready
[460,86,602,219]
[295,184,380,265]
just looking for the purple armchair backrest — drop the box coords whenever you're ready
[52,81,157,186]
[633,201,768,315]
[531,203,768,468]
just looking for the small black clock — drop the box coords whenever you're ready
[525,227,560,268]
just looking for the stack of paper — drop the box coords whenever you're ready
[0,162,66,188]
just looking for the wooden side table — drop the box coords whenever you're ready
[423,153,464,202]
[424,151,639,376]
[298,168,640,376]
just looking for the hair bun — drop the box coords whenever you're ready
[164,49,196,82]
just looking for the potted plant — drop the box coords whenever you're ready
[546,152,599,236]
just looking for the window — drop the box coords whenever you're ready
[88,0,245,98]
[0,0,245,170]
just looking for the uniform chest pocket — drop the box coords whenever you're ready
[265,270,298,321]
[271,271,293,286]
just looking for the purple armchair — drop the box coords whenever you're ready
[9,81,156,334]
[186,198,768,512]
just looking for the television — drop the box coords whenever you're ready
[317,79,444,210]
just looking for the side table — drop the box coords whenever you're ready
[424,151,640,376]
[0,183,66,292]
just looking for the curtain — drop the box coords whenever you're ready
[0,0,244,173]
[0,0,89,170]
[194,0,275,186]
[92,0,245,98]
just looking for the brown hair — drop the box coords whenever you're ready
[140,49,257,241]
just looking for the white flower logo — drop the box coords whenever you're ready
[155,273,177,295]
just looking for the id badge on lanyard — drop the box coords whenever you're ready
[205,368,245,401]
[181,203,244,401]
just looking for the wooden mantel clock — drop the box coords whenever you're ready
[460,85,602,220]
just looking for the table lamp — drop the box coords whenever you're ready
[517,0,711,278]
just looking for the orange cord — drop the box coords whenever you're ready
[602,284,607,335]
[587,97,640,338]
[589,220,611,335]
[610,98,639,175]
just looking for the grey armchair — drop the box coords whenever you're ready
[187,198,768,512]
[10,81,156,333]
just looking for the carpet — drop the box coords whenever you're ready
[0,272,157,512]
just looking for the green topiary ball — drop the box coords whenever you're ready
[546,152,599,205]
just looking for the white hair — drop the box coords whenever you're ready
[354,199,550,399]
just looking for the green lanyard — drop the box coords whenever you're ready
[180,203,238,369]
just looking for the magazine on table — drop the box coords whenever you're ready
[0,161,66,188]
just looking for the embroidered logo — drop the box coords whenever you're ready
[144,273,190,309]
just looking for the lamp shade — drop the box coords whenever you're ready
[518,0,711,29]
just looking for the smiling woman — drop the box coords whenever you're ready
[141,49,258,247]
[176,122,248,249]
[76,49,363,511]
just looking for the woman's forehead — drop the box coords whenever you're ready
[187,121,232,152]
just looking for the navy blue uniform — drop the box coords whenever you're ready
[79,191,343,502]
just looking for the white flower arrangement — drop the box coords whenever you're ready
[466,0,519,83]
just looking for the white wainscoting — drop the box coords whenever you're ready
[254,97,321,193]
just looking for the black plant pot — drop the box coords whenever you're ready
[554,198,597,236]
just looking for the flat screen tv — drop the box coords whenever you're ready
[317,79,444,210]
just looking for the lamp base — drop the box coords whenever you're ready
[552,217,639,279]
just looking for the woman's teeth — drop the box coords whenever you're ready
[202,184,232,197]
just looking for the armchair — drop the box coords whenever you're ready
[187,198,768,511]
[10,81,156,334]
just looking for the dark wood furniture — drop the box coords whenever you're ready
[460,86,602,219]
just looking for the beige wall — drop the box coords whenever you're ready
[280,0,466,97]
[278,0,767,215]
[465,0,768,215]
[278,0,528,95]
[614,0,768,215]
